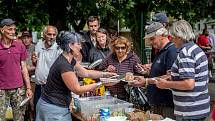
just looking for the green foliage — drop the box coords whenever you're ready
[0,0,49,31]
[66,0,98,31]
[0,0,214,31]
[0,0,214,61]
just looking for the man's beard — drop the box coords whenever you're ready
[47,40,55,46]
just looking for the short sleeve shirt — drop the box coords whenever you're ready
[41,54,76,107]
[197,34,209,47]
[34,40,62,85]
[171,41,210,118]
[147,42,177,106]
[0,40,28,89]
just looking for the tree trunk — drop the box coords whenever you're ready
[129,4,149,63]
[48,0,68,31]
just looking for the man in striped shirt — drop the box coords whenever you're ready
[156,20,210,121]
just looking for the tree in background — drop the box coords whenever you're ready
[0,0,49,31]
[0,0,215,62]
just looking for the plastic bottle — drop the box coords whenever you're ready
[97,88,101,96]
[99,107,110,121]
[104,90,111,99]
[71,92,79,112]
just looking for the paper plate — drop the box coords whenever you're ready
[100,78,120,86]
[121,79,137,83]
[88,59,103,69]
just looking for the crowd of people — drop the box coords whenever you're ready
[0,13,215,121]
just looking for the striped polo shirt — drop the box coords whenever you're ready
[171,41,210,119]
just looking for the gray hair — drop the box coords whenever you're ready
[170,20,195,42]
[56,31,81,53]
[42,25,58,37]
[155,27,168,37]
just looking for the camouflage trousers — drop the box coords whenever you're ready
[0,87,26,121]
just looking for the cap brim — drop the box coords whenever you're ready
[21,35,32,37]
[8,21,17,26]
[146,21,153,25]
[144,32,156,39]
[0,21,17,28]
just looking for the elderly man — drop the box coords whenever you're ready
[32,25,62,112]
[21,30,36,121]
[21,30,36,76]
[150,12,171,62]
[156,20,210,121]
[0,18,33,121]
[81,16,100,62]
[131,22,177,119]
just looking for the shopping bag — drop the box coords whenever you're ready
[125,85,151,111]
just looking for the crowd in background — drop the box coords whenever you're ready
[0,13,215,121]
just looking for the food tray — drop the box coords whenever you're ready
[77,96,133,119]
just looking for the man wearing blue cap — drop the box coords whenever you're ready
[152,12,169,27]
[0,18,33,121]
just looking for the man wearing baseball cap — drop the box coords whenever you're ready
[149,12,171,62]
[131,22,177,119]
[152,12,169,27]
[21,30,36,121]
[0,19,33,121]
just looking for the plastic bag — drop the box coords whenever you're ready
[125,85,151,111]
[5,103,13,120]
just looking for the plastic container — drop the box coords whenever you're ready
[77,96,133,119]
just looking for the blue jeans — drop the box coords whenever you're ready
[176,116,206,121]
[36,98,72,121]
[34,85,44,117]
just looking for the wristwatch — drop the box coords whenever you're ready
[96,82,103,88]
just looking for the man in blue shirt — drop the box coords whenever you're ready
[131,22,178,119]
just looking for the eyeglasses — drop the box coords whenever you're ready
[114,46,126,50]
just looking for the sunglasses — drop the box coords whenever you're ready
[114,46,126,50]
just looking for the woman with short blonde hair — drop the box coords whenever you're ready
[111,36,131,53]
[98,36,143,101]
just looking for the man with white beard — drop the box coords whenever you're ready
[32,25,62,115]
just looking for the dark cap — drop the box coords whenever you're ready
[21,31,32,37]
[145,22,164,39]
[0,18,16,28]
[152,13,169,23]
